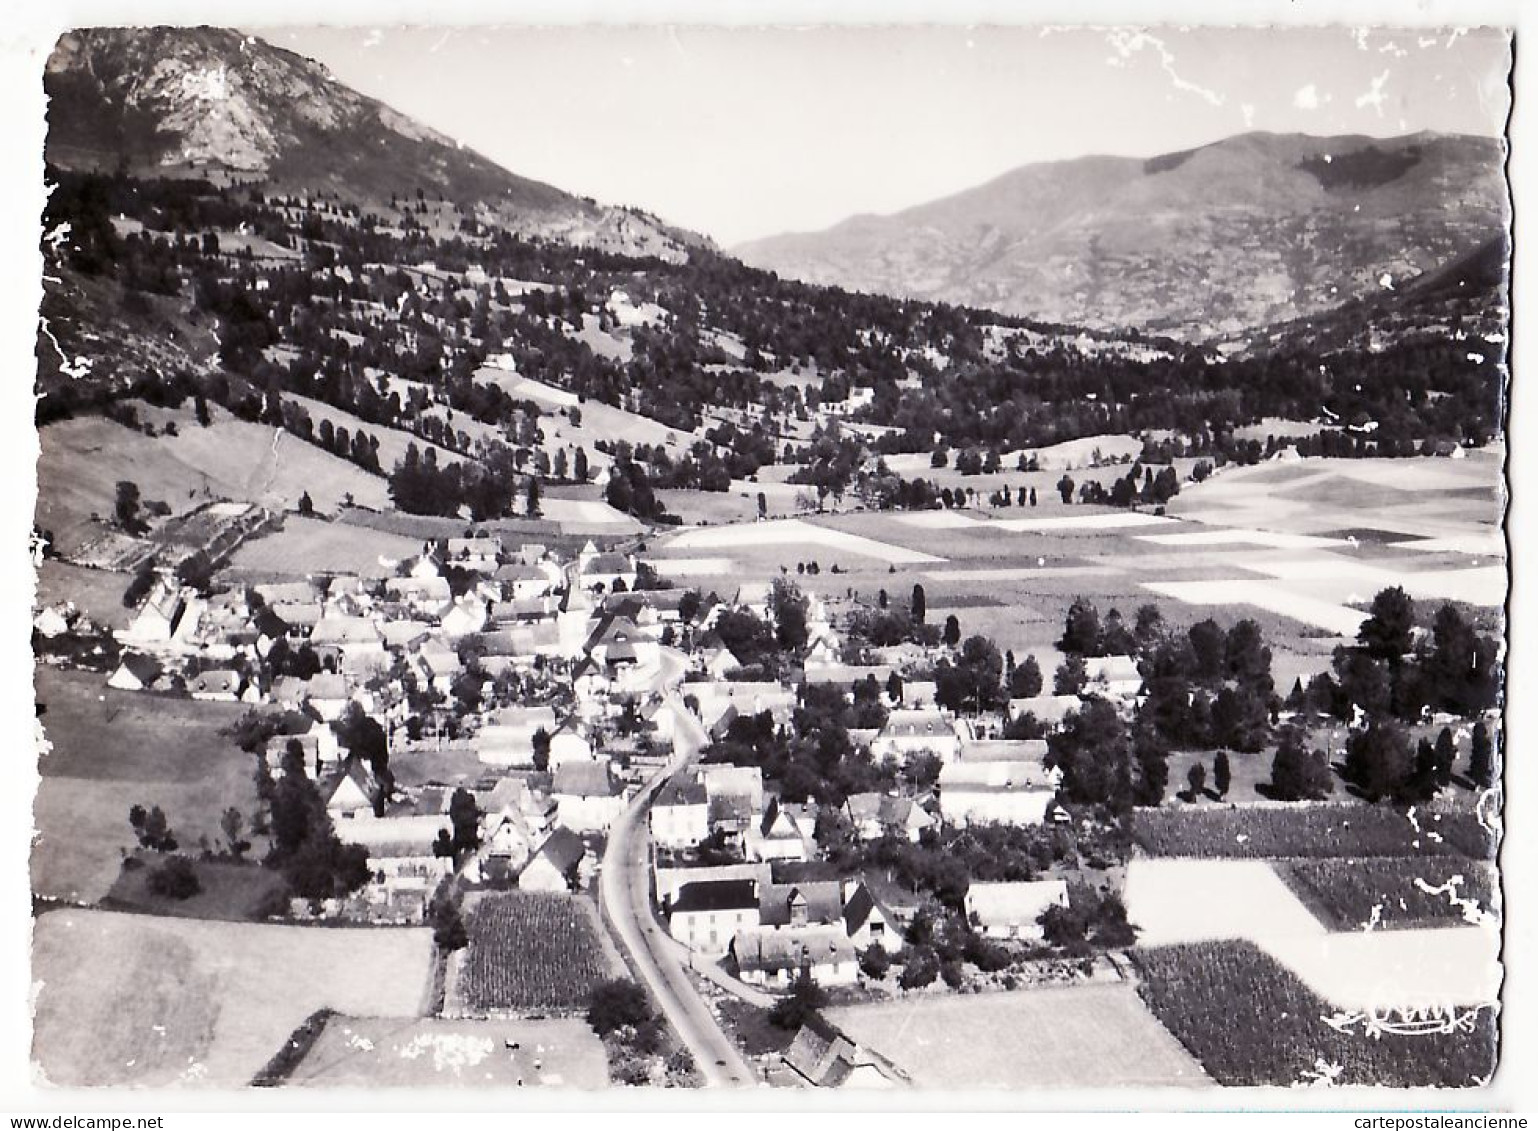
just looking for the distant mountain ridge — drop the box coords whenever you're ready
[45,26,708,261]
[734,131,1508,341]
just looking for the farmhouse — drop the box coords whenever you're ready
[782,1026,897,1089]
[1007,694,1083,728]
[446,536,502,573]
[188,668,244,702]
[841,883,901,950]
[731,925,858,989]
[869,708,962,765]
[475,705,560,766]
[843,793,935,843]
[651,779,710,849]
[1083,655,1143,701]
[668,879,761,956]
[700,764,765,810]
[107,653,163,692]
[758,881,844,930]
[518,827,588,893]
[551,761,626,832]
[749,798,815,862]
[938,760,1060,827]
[965,880,1070,941]
[322,759,382,820]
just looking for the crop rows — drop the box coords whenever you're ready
[1134,940,1497,1088]
[1275,857,1498,931]
[458,892,610,1013]
[1131,804,1494,861]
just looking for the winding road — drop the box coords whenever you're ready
[598,723,758,1088]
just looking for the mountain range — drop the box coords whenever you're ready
[44,26,705,261]
[734,131,1508,342]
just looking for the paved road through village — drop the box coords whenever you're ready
[597,712,758,1088]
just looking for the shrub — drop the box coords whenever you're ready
[146,856,201,900]
[587,980,652,1036]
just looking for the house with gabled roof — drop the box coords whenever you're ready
[758,881,844,930]
[108,653,163,692]
[965,879,1069,941]
[552,760,625,832]
[518,827,589,893]
[842,793,934,844]
[651,779,709,849]
[841,882,901,950]
[731,925,857,989]
[668,878,760,956]
[189,668,244,702]
[938,759,1060,828]
[782,1026,898,1089]
[869,708,963,765]
[321,757,381,820]
[749,797,815,862]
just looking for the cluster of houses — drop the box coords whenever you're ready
[96,503,1144,971]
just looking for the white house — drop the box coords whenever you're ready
[869,709,963,765]
[1083,655,1143,701]
[651,779,710,849]
[474,705,559,766]
[731,925,858,989]
[938,760,1060,827]
[841,883,901,951]
[668,878,761,956]
[188,669,243,702]
[964,880,1070,941]
[552,760,626,832]
[108,653,163,692]
[518,828,589,893]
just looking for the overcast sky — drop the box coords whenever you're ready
[270,25,1511,245]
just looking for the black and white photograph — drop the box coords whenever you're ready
[1,2,1527,1114]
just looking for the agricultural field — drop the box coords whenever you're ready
[1134,940,1498,1088]
[1124,858,1502,1011]
[32,666,261,904]
[225,514,425,579]
[1276,857,1498,932]
[288,1016,607,1088]
[103,857,289,922]
[34,559,132,629]
[1130,804,1495,861]
[826,984,1209,1089]
[161,419,392,514]
[31,908,432,1087]
[36,416,240,556]
[457,892,618,1014]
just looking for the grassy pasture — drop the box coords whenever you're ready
[103,856,288,922]
[1130,804,1494,861]
[36,416,239,556]
[32,666,259,903]
[162,420,391,513]
[458,892,617,1014]
[1275,857,1498,932]
[226,514,423,578]
[289,1015,608,1088]
[1133,940,1497,1088]
[34,559,132,629]
[31,908,432,1087]
[283,391,468,471]
[826,984,1209,1089]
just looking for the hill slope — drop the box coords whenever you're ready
[735,131,1508,341]
[45,26,705,261]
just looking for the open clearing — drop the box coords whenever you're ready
[35,559,132,629]
[33,666,260,904]
[228,514,434,578]
[1124,858,1501,1011]
[162,422,391,514]
[32,908,431,1087]
[289,1016,607,1088]
[826,984,1208,1089]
